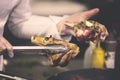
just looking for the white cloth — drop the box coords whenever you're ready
[0,0,72,71]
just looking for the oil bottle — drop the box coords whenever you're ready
[83,41,96,68]
[92,40,105,69]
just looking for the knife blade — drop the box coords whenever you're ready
[12,45,68,54]
[0,73,27,80]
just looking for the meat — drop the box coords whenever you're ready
[30,20,108,67]
[65,20,109,43]
[31,35,80,67]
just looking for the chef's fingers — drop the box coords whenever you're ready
[0,41,7,55]
[0,36,14,58]
[81,8,99,20]
[63,8,99,25]
[65,29,76,36]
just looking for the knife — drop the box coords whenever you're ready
[0,73,27,80]
[12,44,68,54]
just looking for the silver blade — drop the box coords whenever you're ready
[13,45,67,54]
[0,73,27,80]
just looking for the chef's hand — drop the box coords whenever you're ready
[0,36,14,58]
[57,8,99,36]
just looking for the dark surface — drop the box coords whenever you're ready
[48,69,120,80]
[0,71,30,80]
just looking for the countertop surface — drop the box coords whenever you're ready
[48,68,120,80]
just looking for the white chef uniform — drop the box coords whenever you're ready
[0,0,72,71]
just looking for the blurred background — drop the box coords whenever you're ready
[3,0,120,80]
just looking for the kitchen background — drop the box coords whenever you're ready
[2,0,120,80]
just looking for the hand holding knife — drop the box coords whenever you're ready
[1,45,68,55]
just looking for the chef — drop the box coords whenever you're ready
[0,0,100,71]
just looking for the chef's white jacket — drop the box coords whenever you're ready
[0,0,72,71]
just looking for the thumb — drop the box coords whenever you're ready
[82,8,99,19]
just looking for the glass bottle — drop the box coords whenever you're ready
[105,32,117,69]
[83,41,96,68]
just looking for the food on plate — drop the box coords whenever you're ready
[31,35,80,67]
[65,20,109,43]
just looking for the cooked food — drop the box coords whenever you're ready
[31,35,80,67]
[65,20,109,43]
[31,20,108,67]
